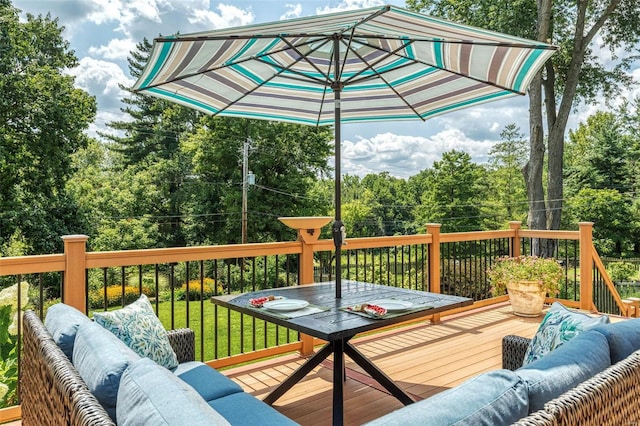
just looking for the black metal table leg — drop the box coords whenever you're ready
[263,342,334,405]
[333,338,345,426]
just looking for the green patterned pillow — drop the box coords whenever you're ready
[522,302,609,366]
[93,294,178,369]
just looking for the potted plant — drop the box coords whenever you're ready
[487,255,563,317]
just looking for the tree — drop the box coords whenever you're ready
[485,124,529,227]
[183,117,333,244]
[414,150,487,232]
[566,188,632,255]
[407,0,640,246]
[0,1,96,254]
[361,172,413,235]
[102,39,200,248]
[565,112,631,194]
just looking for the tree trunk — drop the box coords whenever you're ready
[523,0,552,257]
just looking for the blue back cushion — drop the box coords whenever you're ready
[44,303,92,361]
[592,318,640,363]
[516,329,611,412]
[363,369,529,426]
[72,321,140,420]
[117,358,231,426]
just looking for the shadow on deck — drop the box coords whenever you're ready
[223,303,544,426]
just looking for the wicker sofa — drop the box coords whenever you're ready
[367,307,640,426]
[505,333,640,425]
[21,307,298,425]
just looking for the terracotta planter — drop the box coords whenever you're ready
[505,280,547,317]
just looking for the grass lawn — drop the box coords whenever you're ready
[153,299,299,363]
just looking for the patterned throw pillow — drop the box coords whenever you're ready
[93,294,178,369]
[522,302,610,366]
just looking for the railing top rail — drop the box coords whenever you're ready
[0,254,65,276]
[439,229,515,243]
[518,229,580,240]
[85,241,302,269]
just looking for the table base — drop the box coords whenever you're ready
[263,337,415,425]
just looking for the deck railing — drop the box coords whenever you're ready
[0,220,629,422]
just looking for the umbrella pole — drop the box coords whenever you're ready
[331,36,343,299]
[332,91,342,299]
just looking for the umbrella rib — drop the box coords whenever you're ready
[339,38,426,121]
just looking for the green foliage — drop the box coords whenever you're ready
[414,150,487,232]
[0,3,96,254]
[0,282,29,408]
[607,262,637,283]
[483,124,528,228]
[566,188,633,256]
[487,256,564,296]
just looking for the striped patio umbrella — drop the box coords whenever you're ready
[134,5,556,297]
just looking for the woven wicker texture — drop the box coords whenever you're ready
[502,334,531,370]
[21,310,115,426]
[504,332,640,426]
[166,328,195,363]
[21,310,196,425]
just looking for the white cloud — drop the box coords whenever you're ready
[67,57,134,110]
[316,0,386,14]
[188,3,255,29]
[281,4,303,20]
[89,38,138,60]
[339,129,496,178]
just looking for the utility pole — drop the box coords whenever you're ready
[242,139,249,244]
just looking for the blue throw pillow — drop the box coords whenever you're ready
[117,358,231,426]
[93,294,178,369]
[516,329,611,412]
[44,303,92,361]
[72,321,141,421]
[363,369,529,426]
[522,302,609,365]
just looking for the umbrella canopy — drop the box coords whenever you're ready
[134,5,556,297]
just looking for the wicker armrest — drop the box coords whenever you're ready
[502,334,531,370]
[167,328,195,363]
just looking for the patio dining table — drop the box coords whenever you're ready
[210,280,473,425]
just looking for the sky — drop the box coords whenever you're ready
[12,0,640,179]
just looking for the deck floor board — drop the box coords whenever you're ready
[223,303,544,425]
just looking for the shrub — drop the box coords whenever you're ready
[0,281,29,408]
[175,278,221,301]
[607,262,637,283]
[88,285,152,309]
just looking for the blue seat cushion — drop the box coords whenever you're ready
[117,358,231,426]
[592,318,640,363]
[72,321,141,420]
[363,369,528,426]
[516,329,611,412]
[208,392,300,425]
[44,303,92,361]
[173,361,243,401]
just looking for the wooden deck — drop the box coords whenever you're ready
[223,302,544,426]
